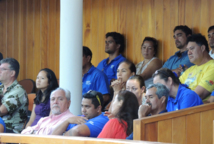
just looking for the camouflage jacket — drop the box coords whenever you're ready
[0,80,28,133]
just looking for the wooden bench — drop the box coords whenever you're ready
[133,103,214,144]
[0,133,172,144]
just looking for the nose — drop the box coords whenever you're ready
[187,50,191,55]
[146,98,150,103]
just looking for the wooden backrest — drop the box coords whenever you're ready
[0,134,172,144]
[19,79,36,94]
[28,93,36,111]
[134,103,214,144]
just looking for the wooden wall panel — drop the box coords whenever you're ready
[0,0,213,81]
[172,116,186,144]
[145,122,158,141]
[158,119,172,143]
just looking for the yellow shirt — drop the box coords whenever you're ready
[180,60,214,93]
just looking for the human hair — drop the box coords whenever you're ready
[147,83,169,105]
[82,90,104,109]
[208,25,214,33]
[152,68,181,85]
[142,37,158,56]
[0,58,20,78]
[128,75,145,88]
[50,87,71,101]
[106,32,125,53]
[119,59,136,74]
[83,46,92,62]
[187,33,209,53]
[116,90,139,136]
[34,68,59,105]
[173,25,192,36]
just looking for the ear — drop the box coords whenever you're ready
[116,44,121,50]
[167,77,173,86]
[97,105,102,112]
[141,86,145,93]
[10,70,16,77]
[68,100,71,108]
[160,96,166,104]
[201,45,206,52]
[86,55,91,63]
[131,72,135,76]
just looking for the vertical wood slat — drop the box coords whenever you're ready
[200,110,214,144]
[186,113,200,144]
[158,119,172,143]
[172,116,186,144]
[0,0,7,59]
[55,0,60,79]
[145,122,158,141]
[26,0,34,79]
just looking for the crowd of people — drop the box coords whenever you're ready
[0,25,214,140]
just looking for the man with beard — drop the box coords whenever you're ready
[97,32,126,84]
[208,26,214,59]
[162,25,194,77]
[21,88,74,135]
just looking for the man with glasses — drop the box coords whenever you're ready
[0,58,28,133]
[52,90,109,137]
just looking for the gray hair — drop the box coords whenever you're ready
[50,87,71,101]
[146,83,169,105]
[0,58,20,78]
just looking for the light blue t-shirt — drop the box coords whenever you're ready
[97,54,126,83]
[167,84,203,112]
[82,65,110,96]
[66,112,109,137]
[162,51,194,70]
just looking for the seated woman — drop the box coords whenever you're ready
[25,68,59,127]
[105,60,136,110]
[126,75,145,105]
[98,90,139,139]
[136,37,162,88]
[153,68,203,112]
[0,117,6,133]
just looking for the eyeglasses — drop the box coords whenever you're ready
[0,68,11,71]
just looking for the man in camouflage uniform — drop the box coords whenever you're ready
[0,58,28,133]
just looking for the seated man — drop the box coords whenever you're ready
[162,25,194,76]
[179,34,214,101]
[126,83,169,140]
[82,46,110,107]
[0,58,28,133]
[52,90,108,137]
[208,25,214,59]
[21,88,74,135]
[97,32,126,83]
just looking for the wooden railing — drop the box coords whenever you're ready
[134,103,214,144]
[0,133,172,144]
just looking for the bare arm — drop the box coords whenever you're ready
[140,58,162,80]
[64,124,90,136]
[194,85,211,100]
[25,104,36,128]
[0,104,8,116]
[52,116,88,135]
[0,124,4,133]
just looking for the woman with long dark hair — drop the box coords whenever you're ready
[25,68,59,127]
[98,90,139,139]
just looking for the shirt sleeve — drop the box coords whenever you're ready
[95,72,110,95]
[3,88,27,114]
[179,91,202,109]
[198,68,214,92]
[84,114,108,137]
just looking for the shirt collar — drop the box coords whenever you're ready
[0,80,19,92]
[87,65,95,74]
[174,50,188,57]
[105,54,123,64]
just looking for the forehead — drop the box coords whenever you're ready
[146,87,157,96]
[0,63,10,68]
[208,29,214,34]
[174,29,185,35]
[127,79,140,86]
[142,40,154,47]
[38,70,47,76]
[118,62,129,69]
[106,36,115,41]
[82,98,93,105]
[51,90,65,98]
[187,42,198,48]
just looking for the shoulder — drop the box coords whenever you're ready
[150,58,162,64]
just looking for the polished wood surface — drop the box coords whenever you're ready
[0,0,213,81]
[133,103,214,144]
[0,134,171,144]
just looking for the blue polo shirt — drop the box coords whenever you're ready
[126,109,167,140]
[97,54,126,83]
[0,117,6,132]
[162,51,194,70]
[167,84,203,112]
[66,112,109,137]
[82,65,110,95]
[211,91,214,96]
